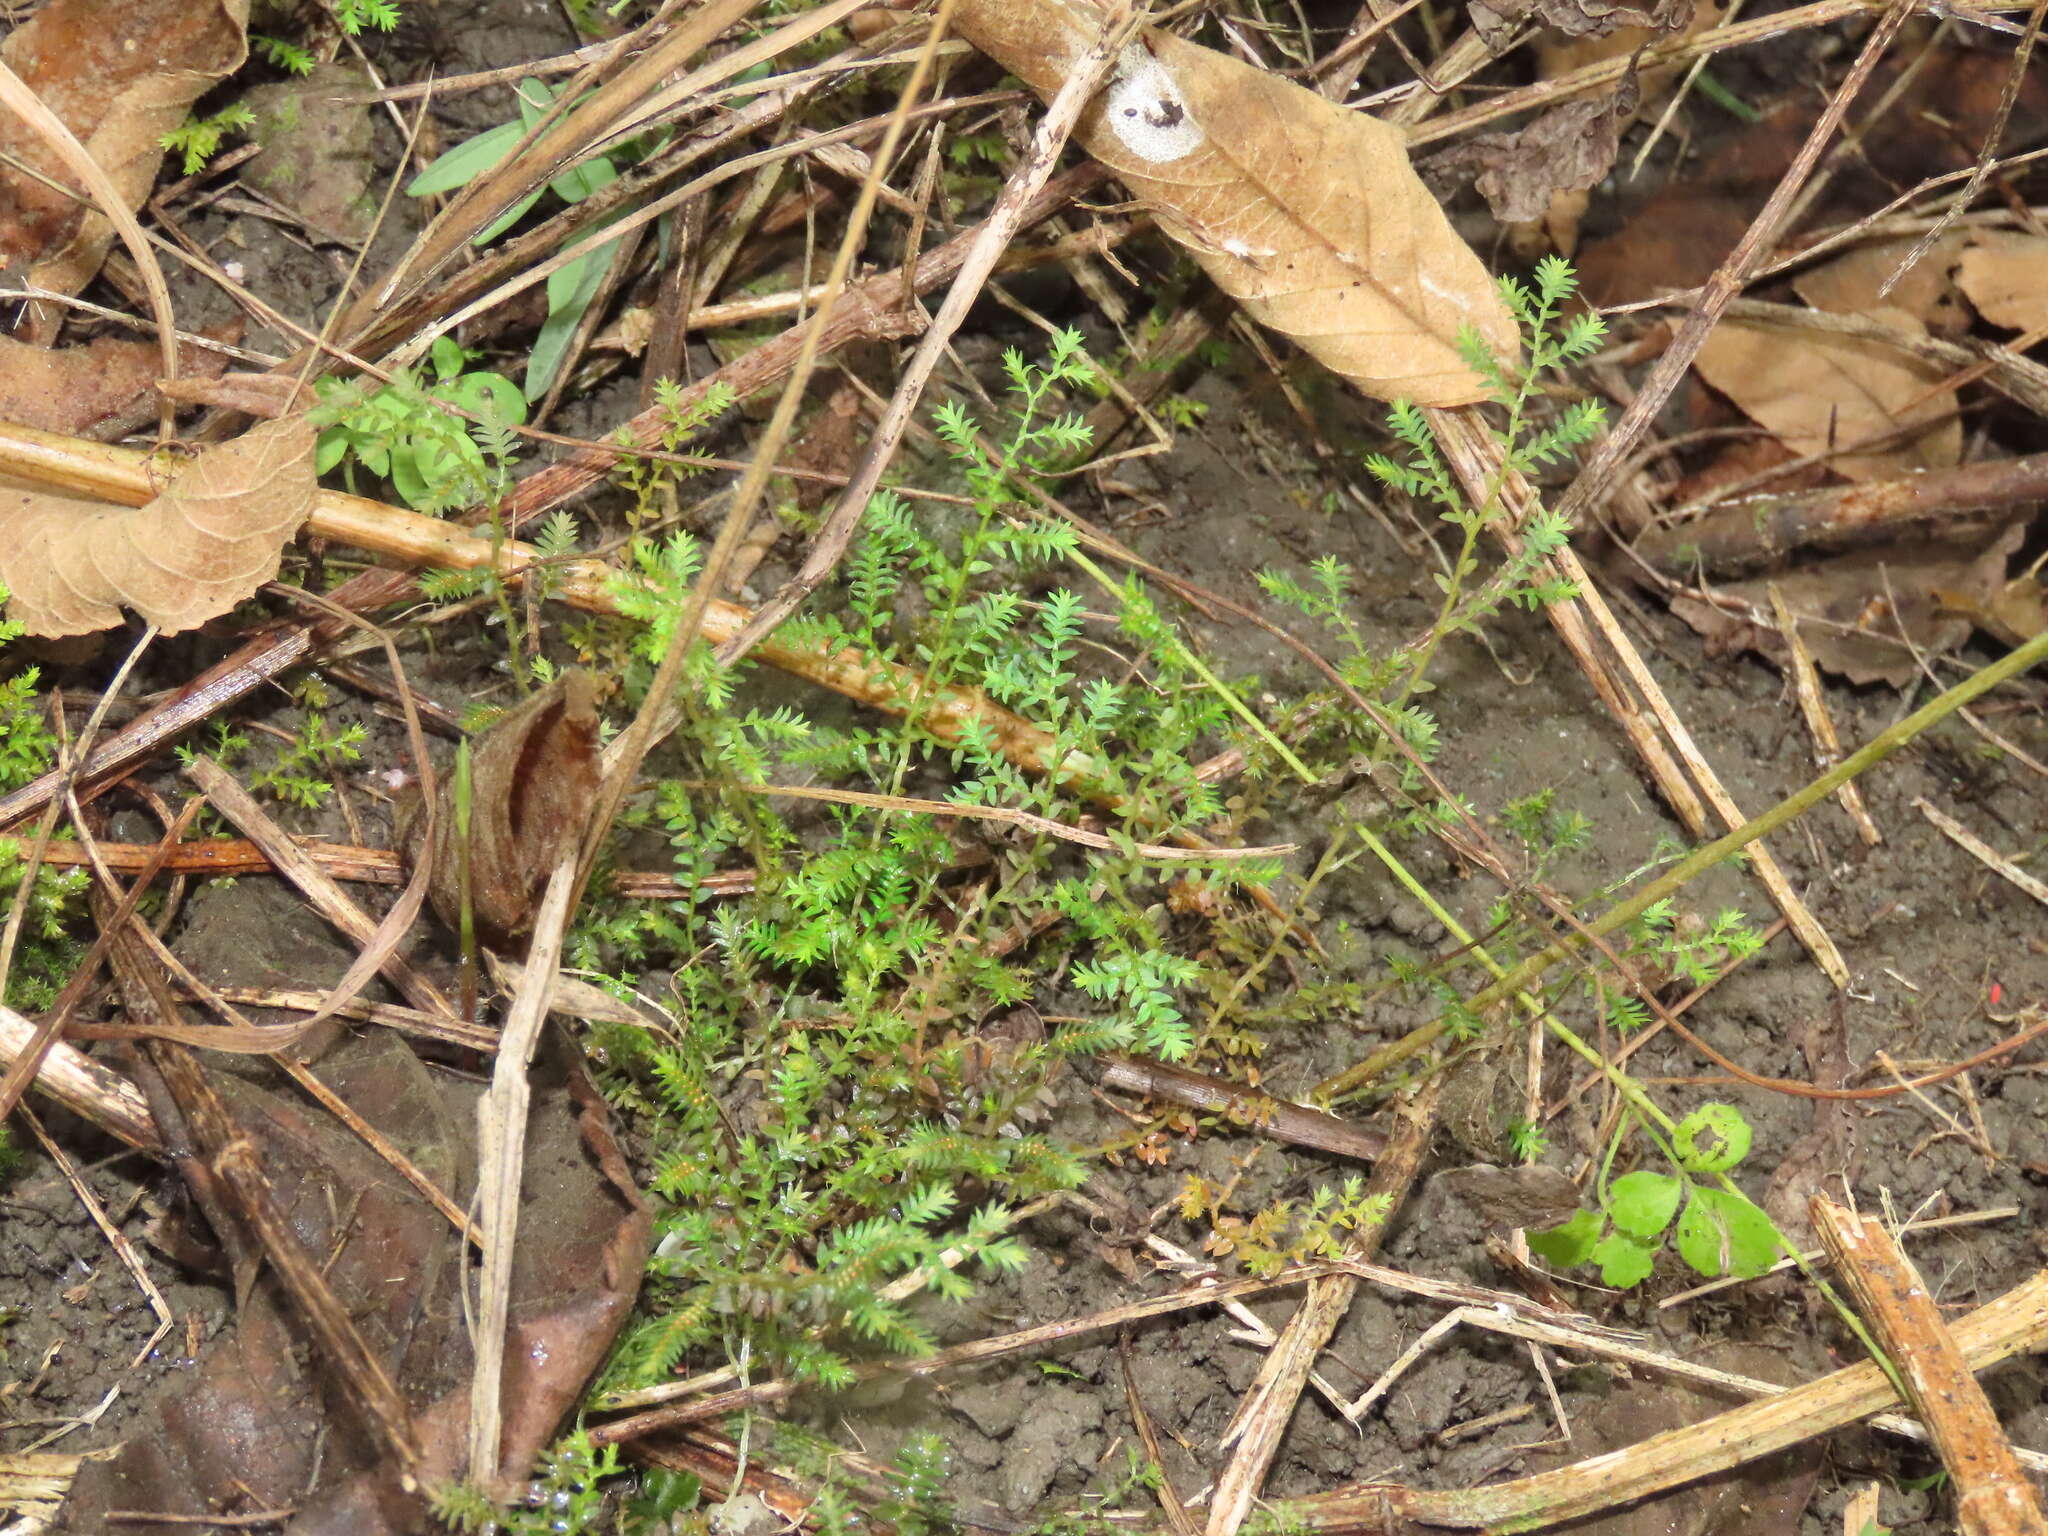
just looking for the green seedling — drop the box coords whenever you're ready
[431,1427,677,1535]
[1528,1102,1780,1287]
[453,737,477,1021]
[1366,254,1605,711]
[311,336,525,512]
[252,34,316,75]
[0,580,87,1016]
[331,0,401,32]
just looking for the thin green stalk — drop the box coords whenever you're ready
[1465,624,2048,1017]
[1064,547,1324,787]
[1394,517,1483,711]
[1323,626,2048,1101]
[485,513,529,693]
[454,738,477,1023]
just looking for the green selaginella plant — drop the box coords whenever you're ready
[556,331,1281,1395]
[0,582,86,1015]
[1243,259,1788,1290]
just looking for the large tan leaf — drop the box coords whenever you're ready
[1790,234,1970,334]
[1956,231,2048,334]
[0,414,313,637]
[0,0,248,299]
[950,0,1516,405]
[1692,310,1960,483]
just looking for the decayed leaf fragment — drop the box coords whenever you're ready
[398,669,602,951]
[0,0,249,301]
[1474,0,1696,47]
[1692,310,1960,482]
[949,0,1517,405]
[0,330,230,438]
[0,413,315,637]
[1433,85,1635,230]
[1670,524,2021,686]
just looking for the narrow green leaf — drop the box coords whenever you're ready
[406,116,526,197]
[525,243,615,402]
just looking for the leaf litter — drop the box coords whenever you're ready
[949,0,1520,404]
[0,0,248,316]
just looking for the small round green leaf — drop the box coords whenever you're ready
[1592,1230,1657,1289]
[1606,1170,1681,1239]
[1674,1192,1728,1279]
[1526,1207,1600,1270]
[1701,1187,1781,1278]
[630,1467,700,1523]
[1674,1103,1752,1173]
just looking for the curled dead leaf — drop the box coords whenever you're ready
[1430,85,1635,228]
[1670,523,2023,686]
[1692,310,1960,483]
[1473,0,1696,47]
[0,0,249,303]
[950,0,1517,405]
[0,413,314,637]
[63,1027,649,1532]
[398,669,602,951]
[1534,0,1722,100]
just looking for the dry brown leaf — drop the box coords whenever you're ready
[1438,1163,1582,1235]
[1671,524,2023,686]
[241,62,379,245]
[0,0,248,301]
[1534,0,1721,96]
[1790,234,1970,334]
[398,669,603,951]
[1932,569,2048,648]
[0,330,228,437]
[1956,231,2048,334]
[950,0,1517,405]
[1692,310,1960,482]
[61,1027,648,1533]
[1474,0,1695,47]
[1579,51,2048,310]
[0,413,313,637]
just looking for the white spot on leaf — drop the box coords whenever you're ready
[1106,42,1205,165]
